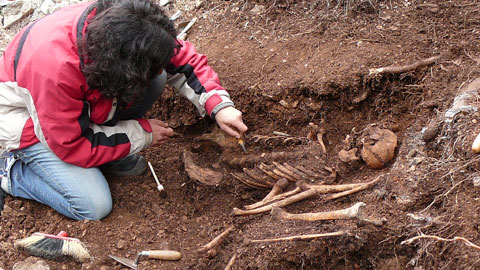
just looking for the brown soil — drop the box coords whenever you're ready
[3,1,480,269]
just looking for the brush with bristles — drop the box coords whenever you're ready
[14,231,91,262]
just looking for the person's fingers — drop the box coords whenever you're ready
[219,122,241,138]
[233,120,248,134]
[150,119,169,128]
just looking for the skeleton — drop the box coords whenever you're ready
[234,175,385,218]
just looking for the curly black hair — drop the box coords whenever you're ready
[82,0,180,105]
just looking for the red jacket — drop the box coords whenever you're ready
[0,1,233,167]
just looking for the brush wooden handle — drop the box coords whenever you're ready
[142,250,182,260]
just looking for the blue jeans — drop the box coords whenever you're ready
[4,72,166,220]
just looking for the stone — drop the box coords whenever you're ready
[39,0,54,14]
[3,0,35,29]
[12,257,50,270]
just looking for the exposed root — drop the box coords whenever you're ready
[245,231,348,244]
[401,234,480,251]
[368,55,441,76]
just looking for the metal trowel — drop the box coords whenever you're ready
[109,250,182,270]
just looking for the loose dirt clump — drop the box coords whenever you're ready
[3,0,480,269]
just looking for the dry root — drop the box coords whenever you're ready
[245,231,348,244]
[368,55,441,76]
[401,234,480,251]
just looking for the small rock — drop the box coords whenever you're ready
[116,239,126,249]
[13,257,50,270]
[159,0,170,5]
[250,4,265,15]
[195,0,204,9]
[39,0,54,14]
[473,177,480,187]
[3,0,35,29]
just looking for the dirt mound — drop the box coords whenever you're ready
[3,0,480,269]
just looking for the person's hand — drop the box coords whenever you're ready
[148,119,174,145]
[215,106,248,138]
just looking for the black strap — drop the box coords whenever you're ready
[13,21,38,81]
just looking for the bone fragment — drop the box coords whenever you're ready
[233,188,317,216]
[369,55,441,76]
[325,174,384,200]
[244,178,290,210]
[183,149,223,185]
[317,132,327,153]
[472,132,480,153]
[271,202,366,221]
[199,225,235,257]
[246,231,347,244]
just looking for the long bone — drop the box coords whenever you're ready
[233,188,318,216]
[324,175,383,201]
[244,178,290,210]
[297,181,365,194]
[271,202,366,221]
[198,225,235,257]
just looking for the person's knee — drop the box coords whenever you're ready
[71,193,112,220]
